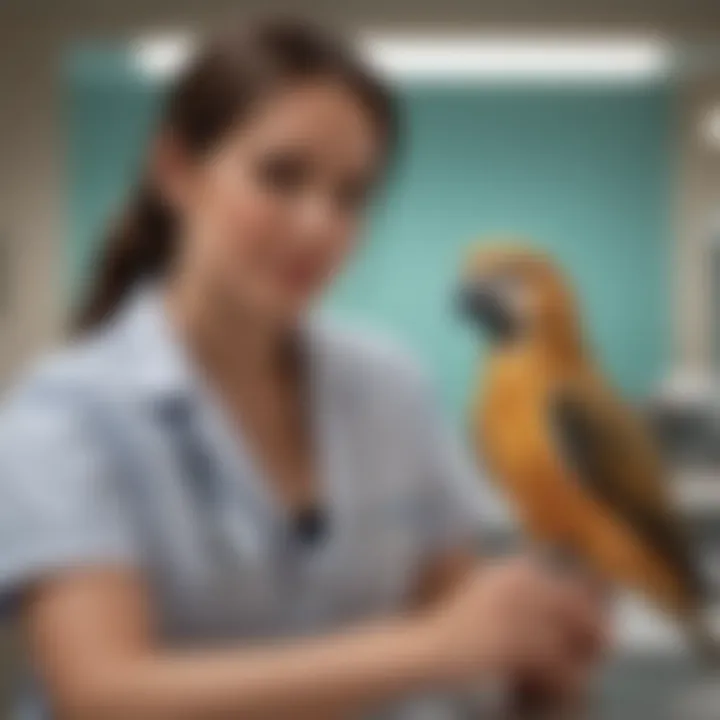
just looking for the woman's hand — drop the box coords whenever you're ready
[426,555,608,698]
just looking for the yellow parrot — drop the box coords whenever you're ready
[457,241,715,657]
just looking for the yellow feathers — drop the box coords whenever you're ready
[460,240,708,639]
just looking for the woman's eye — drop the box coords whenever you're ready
[256,154,311,195]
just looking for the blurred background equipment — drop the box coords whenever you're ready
[4,0,720,717]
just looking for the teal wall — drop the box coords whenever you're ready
[67,51,675,422]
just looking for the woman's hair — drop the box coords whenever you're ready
[74,17,397,333]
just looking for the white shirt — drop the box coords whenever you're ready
[0,284,489,718]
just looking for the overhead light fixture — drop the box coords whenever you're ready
[361,33,672,83]
[131,34,194,79]
[132,32,672,84]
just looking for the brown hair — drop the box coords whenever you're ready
[74,18,397,332]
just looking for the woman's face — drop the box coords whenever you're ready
[166,80,385,327]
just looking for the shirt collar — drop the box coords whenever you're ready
[111,283,349,411]
[113,282,197,405]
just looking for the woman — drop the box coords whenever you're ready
[0,18,605,719]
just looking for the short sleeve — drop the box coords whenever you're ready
[408,371,497,559]
[0,393,139,613]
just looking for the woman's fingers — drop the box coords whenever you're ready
[561,573,610,663]
[429,554,610,695]
[537,560,609,650]
[516,562,609,700]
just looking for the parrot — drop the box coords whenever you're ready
[456,240,717,660]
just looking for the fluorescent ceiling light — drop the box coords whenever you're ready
[131,34,193,79]
[132,32,671,84]
[362,34,672,83]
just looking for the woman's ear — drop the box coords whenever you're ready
[149,131,196,214]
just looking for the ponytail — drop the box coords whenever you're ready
[73,183,175,332]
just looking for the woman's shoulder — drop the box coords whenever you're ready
[0,339,121,474]
[2,330,132,419]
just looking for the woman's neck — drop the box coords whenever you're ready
[164,276,290,391]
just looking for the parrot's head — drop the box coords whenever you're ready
[457,241,583,354]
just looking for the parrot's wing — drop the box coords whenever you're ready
[550,384,703,598]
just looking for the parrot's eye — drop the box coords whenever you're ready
[457,271,526,342]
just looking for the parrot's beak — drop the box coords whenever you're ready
[456,278,519,342]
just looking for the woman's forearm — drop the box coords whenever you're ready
[29,561,607,720]
[60,615,443,720]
